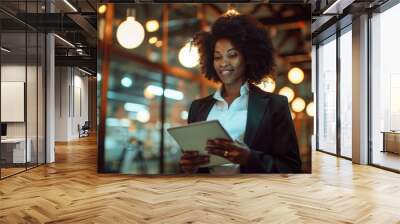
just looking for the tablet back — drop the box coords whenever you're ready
[167,120,232,167]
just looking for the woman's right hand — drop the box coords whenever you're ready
[179,151,210,174]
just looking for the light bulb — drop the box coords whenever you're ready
[224,9,240,16]
[306,102,314,117]
[146,20,159,32]
[288,67,304,84]
[292,97,306,112]
[155,40,162,48]
[257,76,275,93]
[278,87,295,103]
[178,42,199,68]
[98,4,106,14]
[116,17,145,49]
[148,36,158,44]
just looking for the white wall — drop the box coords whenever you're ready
[46,33,55,163]
[1,65,26,138]
[55,66,69,141]
[1,65,41,138]
[1,64,45,163]
[54,67,89,141]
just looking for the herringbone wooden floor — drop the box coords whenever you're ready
[1,135,400,224]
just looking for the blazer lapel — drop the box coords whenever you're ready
[244,85,270,146]
[197,96,216,122]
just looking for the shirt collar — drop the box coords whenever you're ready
[213,82,249,102]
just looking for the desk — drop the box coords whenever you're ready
[381,131,400,154]
[1,138,31,163]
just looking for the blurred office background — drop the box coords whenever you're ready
[312,0,400,172]
[0,0,97,179]
[97,3,312,174]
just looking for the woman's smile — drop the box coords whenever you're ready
[213,38,246,86]
[220,69,234,76]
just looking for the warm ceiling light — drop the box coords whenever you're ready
[322,0,352,15]
[54,34,75,48]
[116,16,145,49]
[288,67,304,84]
[146,20,159,32]
[306,102,315,117]
[1,47,11,53]
[278,86,295,103]
[292,97,306,112]
[63,0,78,12]
[178,42,199,68]
[98,4,107,14]
[224,8,240,16]
[77,67,93,76]
[256,76,275,93]
[155,40,162,48]
[148,36,158,44]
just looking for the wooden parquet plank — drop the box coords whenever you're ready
[1,135,400,223]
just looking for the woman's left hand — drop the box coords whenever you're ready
[206,138,251,165]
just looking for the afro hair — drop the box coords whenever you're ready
[193,14,275,84]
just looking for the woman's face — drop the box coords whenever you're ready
[213,38,246,86]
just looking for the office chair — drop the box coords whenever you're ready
[78,121,90,138]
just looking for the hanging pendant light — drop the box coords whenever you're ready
[223,3,239,16]
[145,20,159,32]
[178,41,199,68]
[292,97,306,112]
[288,67,304,84]
[116,8,145,49]
[257,76,276,93]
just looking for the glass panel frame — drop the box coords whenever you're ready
[0,0,47,179]
[317,34,337,155]
[339,25,352,159]
[370,2,400,172]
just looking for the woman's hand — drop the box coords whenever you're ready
[179,151,210,174]
[206,138,251,165]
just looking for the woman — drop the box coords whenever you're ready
[179,13,302,174]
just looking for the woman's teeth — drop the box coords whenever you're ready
[222,70,232,75]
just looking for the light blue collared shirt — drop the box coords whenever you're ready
[206,82,249,174]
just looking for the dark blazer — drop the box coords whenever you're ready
[187,83,302,173]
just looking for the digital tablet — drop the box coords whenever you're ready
[167,120,232,167]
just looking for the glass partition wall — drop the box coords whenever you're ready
[104,60,163,174]
[316,25,353,159]
[0,1,46,179]
[100,4,211,174]
[339,26,352,159]
[370,2,400,171]
[100,3,312,174]
[317,35,337,155]
[315,0,400,172]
